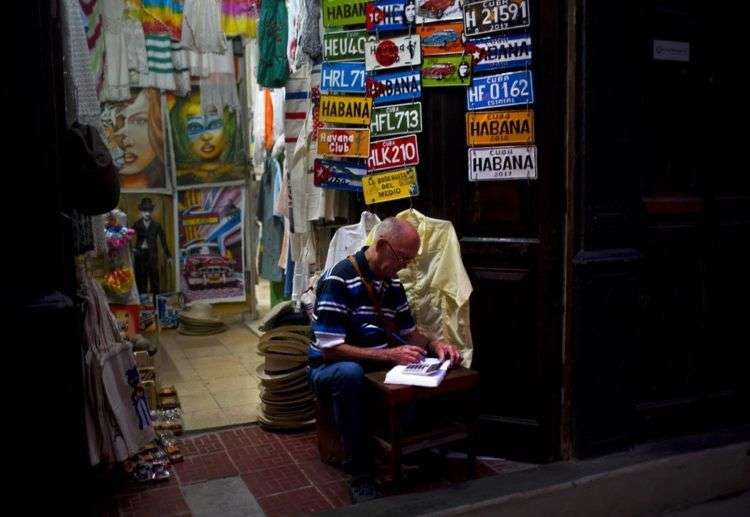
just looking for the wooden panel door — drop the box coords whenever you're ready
[634,2,750,436]
[364,0,566,461]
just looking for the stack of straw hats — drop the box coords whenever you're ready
[178,303,227,335]
[256,325,315,430]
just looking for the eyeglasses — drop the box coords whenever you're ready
[384,241,416,267]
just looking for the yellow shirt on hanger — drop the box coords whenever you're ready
[366,209,474,366]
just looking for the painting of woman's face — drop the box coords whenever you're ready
[187,112,226,161]
[171,88,245,187]
[114,91,157,176]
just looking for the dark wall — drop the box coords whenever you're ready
[5,2,91,512]
[571,0,750,457]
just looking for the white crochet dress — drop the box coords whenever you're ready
[100,0,131,101]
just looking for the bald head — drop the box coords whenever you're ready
[365,217,420,278]
[374,217,419,248]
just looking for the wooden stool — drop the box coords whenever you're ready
[314,396,345,466]
[364,367,481,485]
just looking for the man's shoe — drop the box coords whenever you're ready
[349,476,380,504]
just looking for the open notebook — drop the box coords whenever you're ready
[384,358,451,387]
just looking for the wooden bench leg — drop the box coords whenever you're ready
[388,403,402,486]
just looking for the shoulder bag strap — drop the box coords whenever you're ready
[347,255,399,345]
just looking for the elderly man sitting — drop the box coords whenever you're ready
[308,218,462,503]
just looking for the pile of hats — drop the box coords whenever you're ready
[256,325,315,430]
[178,303,227,335]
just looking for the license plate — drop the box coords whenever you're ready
[417,21,465,56]
[465,109,534,146]
[318,128,371,158]
[321,62,367,94]
[466,69,534,110]
[366,0,413,32]
[365,34,422,71]
[323,30,369,62]
[463,0,531,37]
[368,134,420,171]
[467,145,537,181]
[323,0,367,27]
[363,167,420,204]
[313,159,367,191]
[422,55,472,87]
[416,0,463,24]
[320,94,373,125]
[370,102,423,138]
[367,69,422,105]
[467,32,532,73]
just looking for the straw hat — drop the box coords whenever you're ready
[181,302,219,322]
[255,364,308,384]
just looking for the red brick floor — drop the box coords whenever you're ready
[106,423,526,516]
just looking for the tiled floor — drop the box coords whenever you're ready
[102,423,539,517]
[152,279,275,431]
[155,323,264,431]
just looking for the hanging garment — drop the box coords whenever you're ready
[278,216,290,269]
[257,154,285,282]
[79,0,106,97]
[252,87,285,167]
[290,232,315,302]
[299,0,321,62]
[284,67,310,169]
[181,0,227,53]
[198,50,239,114]
[140,0,184,40]
[257,0,289,88]
[100,0,131,101]
[287,85,314,233]
[286,0,303,73]
[366,209,474,365]
[123,1,148,74]
[222,0,259,38]
[324,212,381,271]
[171,42,191,96]
[62,0,102,128]
[138,34,177,90]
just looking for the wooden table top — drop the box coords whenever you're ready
[365,366,480,404]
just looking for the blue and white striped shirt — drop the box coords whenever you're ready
[309,248,416,360]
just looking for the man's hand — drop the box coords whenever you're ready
[430,340,463,367]
[387,345,427,365]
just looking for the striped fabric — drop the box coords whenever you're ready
[79,0,105,96]
[141,0,184,39]
[309,248,416,360]
[141,34,177,90]
[284,69,310,150]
